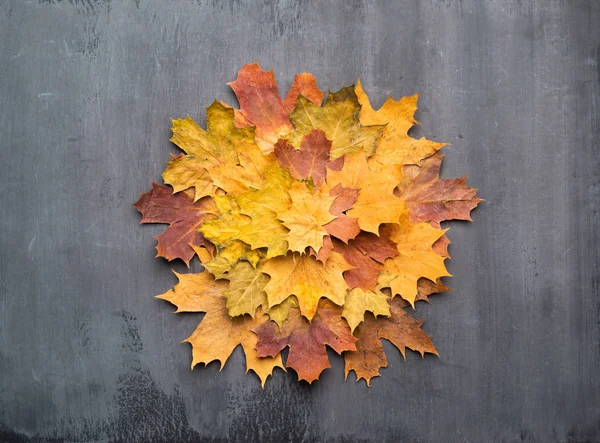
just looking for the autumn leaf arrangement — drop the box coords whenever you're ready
[135,63,482,386]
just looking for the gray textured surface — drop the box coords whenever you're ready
[0,0,599,442]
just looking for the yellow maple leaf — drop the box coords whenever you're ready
[164,102,264,200]
[202,256,233,279]
[261,251,353,320]
[267,295,299,328]
[286,87,384,159]
[234,166,293,258]
[157,271,284,387]
[209,145,276,196]
[222,261,269,317]
[220,241,262,268]
[326,150,405,233]
[200,189,287,263]
[355,79,446,166]
[378,214,451,306]
[342,288,391,332]
[278,182,337,253]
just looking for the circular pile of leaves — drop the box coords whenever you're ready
[135,63,482,386]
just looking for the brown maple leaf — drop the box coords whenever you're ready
[396,152,483,227]
[254,299,357,383]
[344,297,438,385]
[332,227,397,291]
[415,278,450,303]
[322,184,361,244]
[432,234,451,258]
[134,182,216,266]
[274,129,341,187]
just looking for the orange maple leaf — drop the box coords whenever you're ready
[158,271,284,387]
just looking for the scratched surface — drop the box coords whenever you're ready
[0,1,599,442]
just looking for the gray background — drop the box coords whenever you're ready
[0,0,598,442]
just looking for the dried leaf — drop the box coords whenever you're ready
[356,79,446,166]
[286,87,385,159]
[262,251,353,320]
[255,299,357,383]
[396,152,484,226]
[164,102,262,199]
[322,184,361,243]
[342,288,391,332]
[267,295,299,328]
[332,227,397,291]
[283,72,325,114]
[134,183,216,266]
[378,214,450,306]
[222,261,269,317]
[158,271,284,387]
[229,63,295,153]
[201,169,291,260]
[326,151,405,233]
[279,182,337,253]
[274,129,338,186]
[416,278,450,303]
[344,297,437,385]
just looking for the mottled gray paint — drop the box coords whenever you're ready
[0,1,599,442]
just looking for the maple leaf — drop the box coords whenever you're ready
[222,261,269,317]
[326,151,405,233]
[378,214,451,306]
[278,182,337,254]
[322,184,361,243]
[274,129,341,186]
[254,299,357,383]
[355,79,446,166]
[229,63,295,154]
[164,102,263,200]
[234,166,294,257]
[416,277,450,303]
[261,251,353,320]
[344,297,438,385]
[201,168,292,260]
[308,235,335,263]
[134,183,216,266]
[283,72,325,114]
[342,288,391,332]
[267,295,299,328]
[286,87,385,159]
[307,184,360,261]
[396,152,484,227]
[199,195,264,265]
[210,144,276,196]
[332,227,397,291]
[158,271,284,387]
